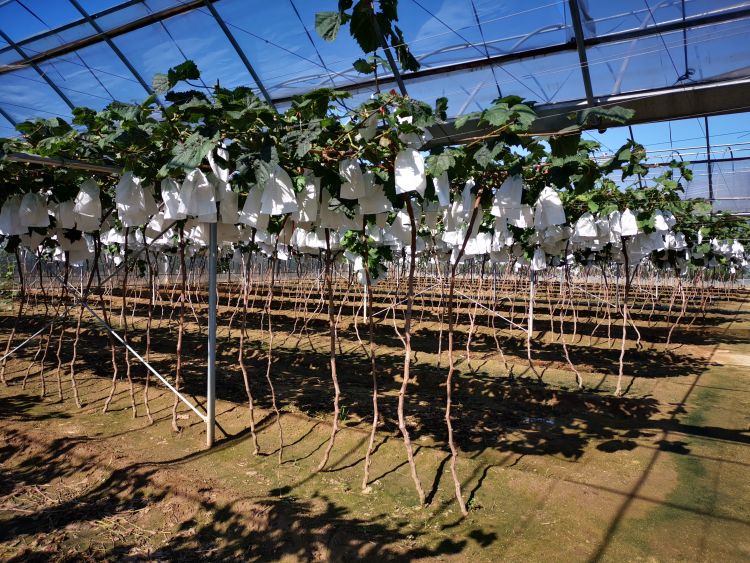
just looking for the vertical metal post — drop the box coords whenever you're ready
[705,116,714,203]
[528,268,535,340]
[207,222,217,447]
[363,277,368,322]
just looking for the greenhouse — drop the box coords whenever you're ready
[1,0,749,560]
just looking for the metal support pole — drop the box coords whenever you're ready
[4,151,120,174]
[528,269,535,340]
[705,116,714,203]
[568,0,595,106]
[206,221,218,447]
[363,277,368,322]
[0,106,18,127]
[371,11,407,96]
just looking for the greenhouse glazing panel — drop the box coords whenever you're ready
[468,0,573,52]
[576,0,746,38]
[395,0,573,68]
[633,118,707,153]
[404,68,500,117]
[0,21,96,67]
[85,0,192,32]
[0,0,192,68]
[586,16,750,98]
[685,18,750,81]
[36,41,149,108]
[106,14,256,97]
[704,161,750,212]
[76,0,141,12]
[586,31,688,96]
[0,1,85,42]
[350,49,588,121]
[708,113,750,151]
[276,0,373,88]
[0,67,74,122]
[212,0,346,98]
[151,8,256,92]
[684,162,709,197]
[492,49,586,105]
[75,0,184,14]
[683,0,750,19]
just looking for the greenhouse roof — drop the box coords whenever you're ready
[1,0,750,211]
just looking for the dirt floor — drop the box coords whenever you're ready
[1,282,749,561]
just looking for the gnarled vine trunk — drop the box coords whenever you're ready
[1,250,26,385]
[397,198,426,507]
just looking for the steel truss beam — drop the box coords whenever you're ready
[4,151,121,174]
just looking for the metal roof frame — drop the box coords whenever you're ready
[0,0,211,73]
[269,5,750,105]
[568,0,595,106]
[2,1,748,105]
[0,105,17,126]
[0,0,749,149]
[0,0,278,118]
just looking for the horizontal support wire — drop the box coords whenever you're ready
[0,300,77,363]
[371,281,442,318]
[50,270,208,422]
[455,289,527,332]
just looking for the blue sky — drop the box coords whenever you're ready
[1,0,749,206]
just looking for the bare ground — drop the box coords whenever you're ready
[1,286,749,561]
